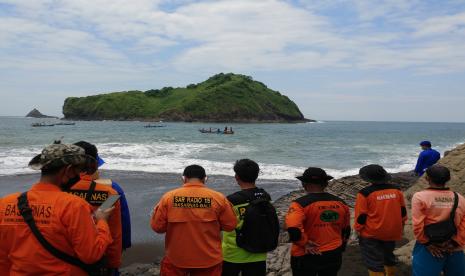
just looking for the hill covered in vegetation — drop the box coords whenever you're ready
[63,73,311,122]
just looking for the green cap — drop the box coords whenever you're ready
[28,144,88,170]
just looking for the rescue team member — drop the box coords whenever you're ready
[411,165,465,276]
[415,141,441,176]
[151,165,237,276]
[285,167,351,276]
[66,141,123,272]
[74,141,132,252]
[222,159,271,276]
[0,144,114,275]
[354,164,407,276]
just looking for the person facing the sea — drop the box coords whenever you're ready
[411,165,465,276]
[63,141,128,274]
[151,165,237,276]
[415,141,441,176]
[0,144,114,275]
[222,159,278,276]
[74,141,132,251]
[354,164,407,276]
[285,167,351,276]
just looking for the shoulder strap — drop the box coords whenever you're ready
[86,181,97,202]
[450,192,459,220]
[17,192,96,273]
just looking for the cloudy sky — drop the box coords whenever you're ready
[1,0,465,122]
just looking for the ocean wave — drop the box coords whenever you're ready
[0,141,421,180]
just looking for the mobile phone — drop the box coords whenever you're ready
[99,195,120,211]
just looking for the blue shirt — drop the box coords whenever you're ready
[111,181,132,250]
[415,149,441,176]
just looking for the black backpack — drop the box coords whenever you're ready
[424,192,459,243]
[235,196,280,253]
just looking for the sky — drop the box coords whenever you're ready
[1,0,465,122]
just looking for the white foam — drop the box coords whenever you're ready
[0,140,457,180]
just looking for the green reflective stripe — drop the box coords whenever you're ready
[222,202,267,263]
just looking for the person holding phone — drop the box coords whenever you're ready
[66,141,124,274]
[0,144,114,275]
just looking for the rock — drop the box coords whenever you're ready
[25,108,57,118]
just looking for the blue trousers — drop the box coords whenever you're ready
[412,242,465,276]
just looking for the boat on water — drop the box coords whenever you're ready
[144,125,167,128]
[55,122,76,126]
[31,123,55,127]
[199,128,234,135]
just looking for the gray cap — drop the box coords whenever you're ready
[28,144,88,170]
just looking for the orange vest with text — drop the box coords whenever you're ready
[150,182,237,268]
[0,183,112,276]
[67,174,122,268]
[285,192,351,257]
[354,184,407,241]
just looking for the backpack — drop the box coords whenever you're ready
[235,196,280,253]
[424,192,459,243]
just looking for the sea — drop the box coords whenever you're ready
[1,117,465,179]
[1,117,465,255]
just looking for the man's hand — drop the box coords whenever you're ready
[304,241,322,255]
[426,244,445,258]
[95,207,114,222]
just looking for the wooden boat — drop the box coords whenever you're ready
[144,125,167,128]
[32,123,55,127]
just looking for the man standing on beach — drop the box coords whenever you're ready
[415,141,441,176]
[222,159,278,276]
[354,164,407,276]
[0,144,114,275]
[151,165,237,276]
[65,141,125,273]
[411,165,465,276]
[285,167,351,276]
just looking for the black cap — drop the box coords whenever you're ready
[183,165,206,179]
[296,167,333,184]
[359,164,391,184]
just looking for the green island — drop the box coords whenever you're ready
[63,73,312,122]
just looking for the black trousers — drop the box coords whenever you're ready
[291,249,342,276]
[222,261,266,276]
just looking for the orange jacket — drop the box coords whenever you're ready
[67,174,123,268]
[150,181,237,268]
[285,192,351,257]
[354,184,407,241]
[412,188,465,247]
[0,182,112,276]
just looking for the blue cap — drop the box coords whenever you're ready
[420,141,432,147]
[97,155,105,167]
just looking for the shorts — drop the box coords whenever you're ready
[359,237,397,272]
[160,257,222,276]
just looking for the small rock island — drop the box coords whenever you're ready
[63,73,313,123]
[26,108,57,119]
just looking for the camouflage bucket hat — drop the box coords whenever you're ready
[28,144,88,170]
